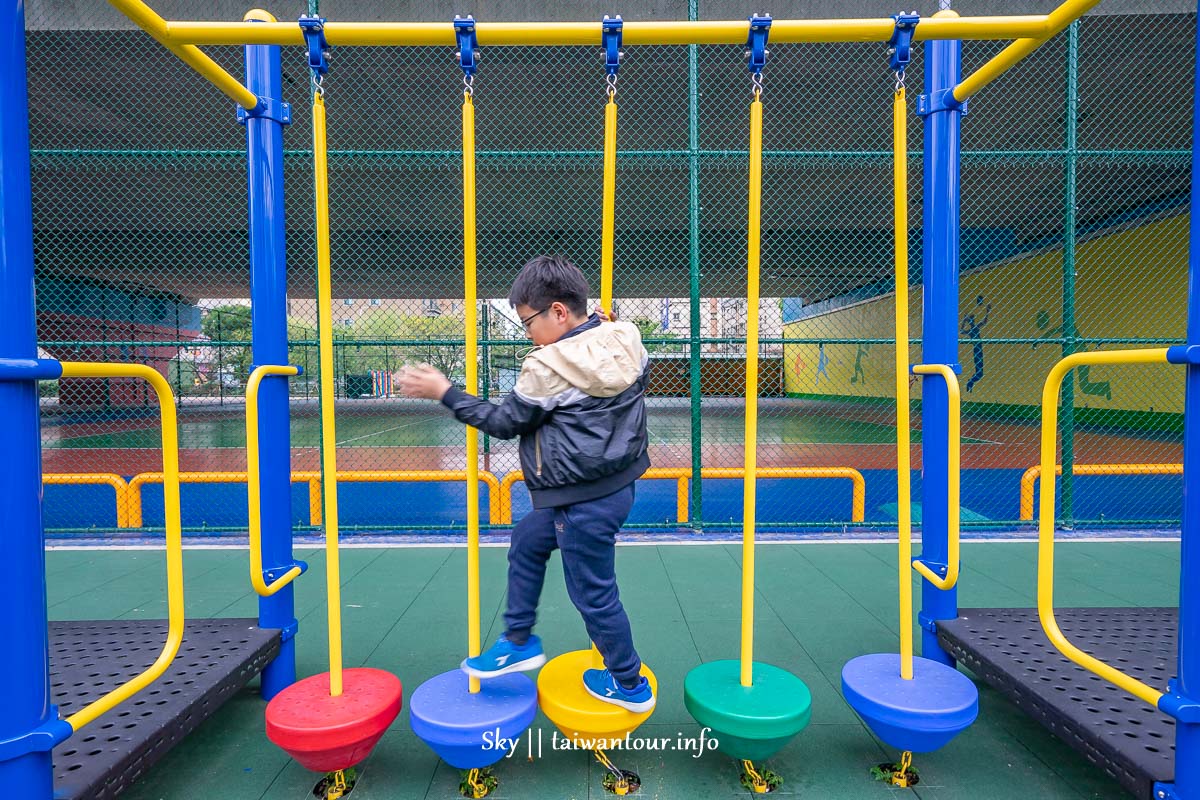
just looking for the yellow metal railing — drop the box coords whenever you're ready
[42,473,131,528]
[157,12,1075,48]
[1038,349,1169,707]
[57,362,185,732]
[1020,462,1183,521]
[125,469,503,529]
[246,365,303,596]
[910,364,963,591]
[497,466,866,525]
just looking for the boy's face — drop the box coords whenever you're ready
[515,302,582,346]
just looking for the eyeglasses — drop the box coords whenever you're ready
[519,308,548,330]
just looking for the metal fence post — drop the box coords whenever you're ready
[1060,20,1079,527]
[917,19,964,666]
[243,12,297,700]
[0,0,56,794]
[687,0,703,529]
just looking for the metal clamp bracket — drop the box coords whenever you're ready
[602,15,623,76]
[237,96,292,125]
[264,560,309,584]
[1166,344,1200,364]
[279,618,300,644]
[0,711,73,762]
[916,610,941,634]
[0,357,63,382]
[1159,679,1200,723]
[914,557,949,578]
[745,14,772,75]
[1154,782,1182,800]
[888,12,920,73]
[455,16,478,79]
[918,88,968,117]
[299,15,330,76]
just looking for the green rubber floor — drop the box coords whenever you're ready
[45,540,1180,799]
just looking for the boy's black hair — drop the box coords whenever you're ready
[508,255,590,317]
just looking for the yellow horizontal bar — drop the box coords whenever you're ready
[910,364,961,591]
[107,0,258,108]
[246,366,302,597]
[955,0,1103,100]
[497,466,865,524]
[1019,462,1184,520]
[127,469,502,528]
[162,15,1055,48]
[58,363,184,732]
[43,473,131,528]
[1038,348,1169,708]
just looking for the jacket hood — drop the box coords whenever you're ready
[515,320,648,401]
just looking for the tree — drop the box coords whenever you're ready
[630,317,680,354]
[200,304,254,385]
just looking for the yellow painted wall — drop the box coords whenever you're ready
[783,212,1189,415]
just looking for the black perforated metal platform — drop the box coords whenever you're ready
[50,618,281,800]
[936,608,1176,799]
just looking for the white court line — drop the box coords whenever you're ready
[335,416,440,446]
[46,536,1182,551]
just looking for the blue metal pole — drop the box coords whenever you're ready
[243,17,297,700]
[1167,5,1200,795]
[0,0,55,795]
[917,19,964,666]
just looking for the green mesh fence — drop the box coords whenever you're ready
[24,3,1195,536]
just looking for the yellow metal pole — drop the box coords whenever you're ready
[312,90,345,697]
[600,94,617,313]
[105,0,258,108]
[892,86,914,681]
[1037,349,1168,707]
[246,365,303,596]
[911,364,962,591]
[60,363,184,731]
[740,90,763,688]
[162,16,1054,48]
[463,90,482,696]
[954,0,1103,101]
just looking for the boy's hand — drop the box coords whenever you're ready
[398,364,452,401]
[596,306,618,322]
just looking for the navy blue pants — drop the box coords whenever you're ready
[504,483,642,686]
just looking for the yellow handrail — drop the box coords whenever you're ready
[910,364,962,591]
[954,0,1103,101]
[496,466,866,525]
[58,362,184,732]
[160,16,1062,48]
[1019,462,1184,521]
[42,473,131,528]
[1038,349,1169,707]
[125,469,503,528]
[105,0,259,109]
[246,365,303,596]
[891,85,914,680]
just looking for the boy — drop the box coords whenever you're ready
[398,255,654,712]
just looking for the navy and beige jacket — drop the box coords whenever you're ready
[441,314,650,509]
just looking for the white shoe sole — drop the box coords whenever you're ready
[584,683,656,713]
[460,652,547,679]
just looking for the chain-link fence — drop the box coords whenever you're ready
[25,2,1194,537]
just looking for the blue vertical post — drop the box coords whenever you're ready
[0,0,55,795]
[916,17,965,666]
[1168,5,1200,795]
[242,12,297,699]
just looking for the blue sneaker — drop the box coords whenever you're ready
[582,668,656,713]
[461,634,546,679]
